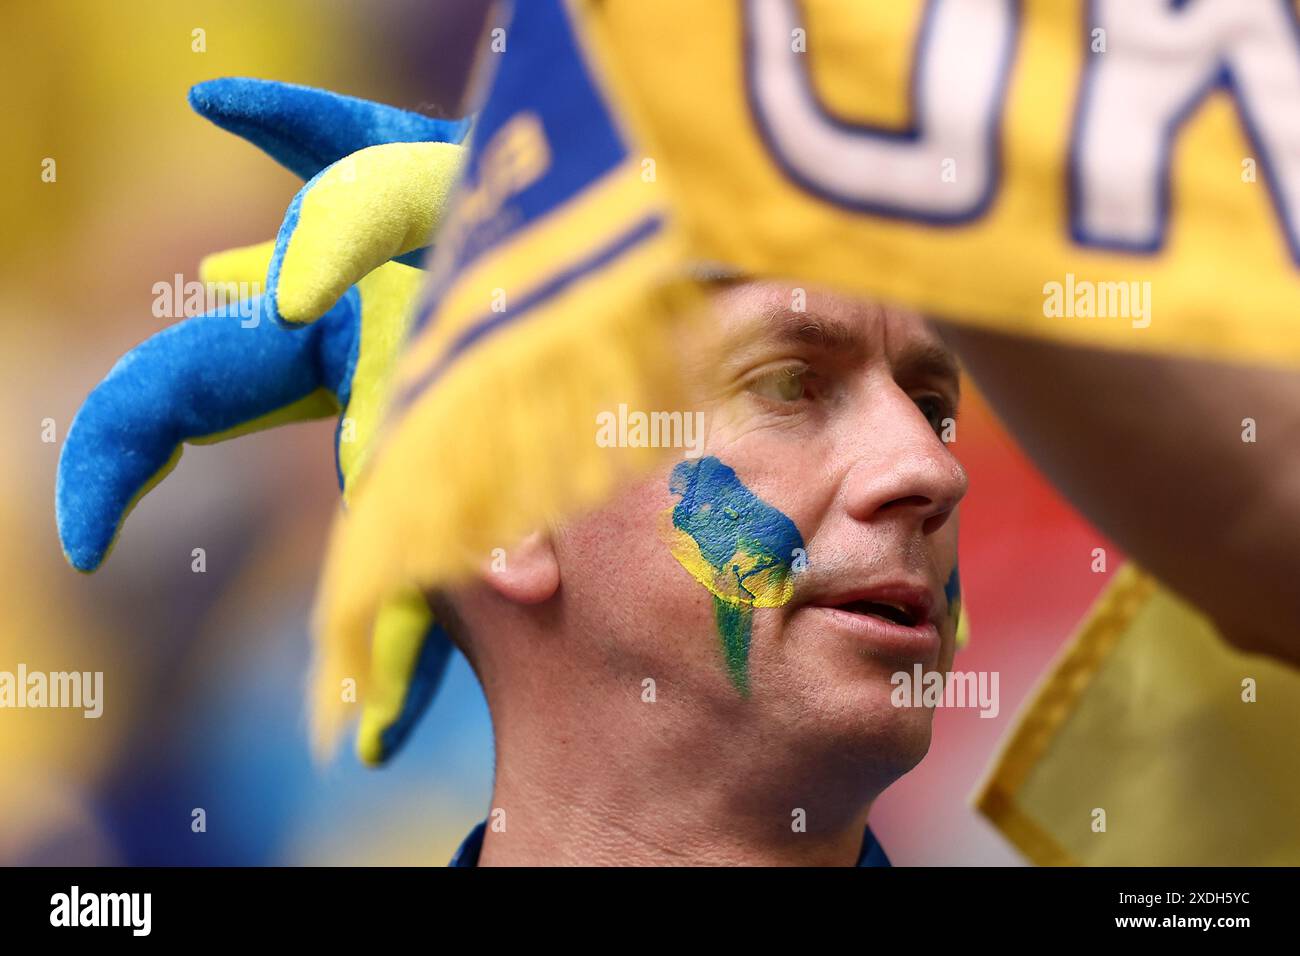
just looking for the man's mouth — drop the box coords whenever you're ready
[834,598,921,628]
[799,583,941,664]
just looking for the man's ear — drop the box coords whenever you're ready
[481,530,560,605]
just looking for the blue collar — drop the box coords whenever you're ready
[450,820,891,866]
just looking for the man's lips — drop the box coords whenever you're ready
[804,582,937,627]
[795,581,942,664]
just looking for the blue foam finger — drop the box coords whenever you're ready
[188,77,471,181]
[56,295,359,571]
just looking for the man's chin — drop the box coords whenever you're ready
[829,681,935,777]
[764,657,938,781]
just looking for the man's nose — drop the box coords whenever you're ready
[838,390,969,535]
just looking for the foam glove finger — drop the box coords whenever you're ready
[198,239,277,287]
[352,589,455,766]
[196,246,425,495]
[56,294,359,572]
[188,77,470,181]
[266,141,464,328]
[333,259,426,492]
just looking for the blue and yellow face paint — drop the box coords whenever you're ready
[663,456,804,693]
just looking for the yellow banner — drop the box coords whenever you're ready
[592,0,1300,366]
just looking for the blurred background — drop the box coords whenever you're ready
[0,0,1116,865]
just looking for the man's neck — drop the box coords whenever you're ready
[475,702,884,866]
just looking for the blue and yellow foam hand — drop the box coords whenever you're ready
[187,76,468,331]
[56,78,470,765]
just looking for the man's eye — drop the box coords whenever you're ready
[915,395,953,435]
[748,366,808,402]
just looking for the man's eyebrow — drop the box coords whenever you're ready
[714,305,861,373]
[754,307,961,386]
[894,341,963,399]
[756,306,867,353]
[718,301,961,397]
[786,317,860,352]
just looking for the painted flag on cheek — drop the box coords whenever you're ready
[311,0,1300,751]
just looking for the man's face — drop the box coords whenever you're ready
[530,281,967,779]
